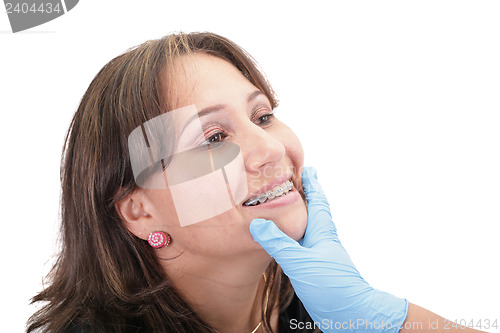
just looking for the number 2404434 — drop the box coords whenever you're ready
[444,319,498,330]
[5,2,62,14]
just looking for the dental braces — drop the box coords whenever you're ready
[243,180,293,206]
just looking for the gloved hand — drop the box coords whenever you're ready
[250,167,408,333]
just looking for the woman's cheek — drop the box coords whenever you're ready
[281,125,304,168]
[281,124,307,240]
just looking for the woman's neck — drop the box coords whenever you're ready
[163,249,274,333]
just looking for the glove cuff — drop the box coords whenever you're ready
[308,289,409,333]
[364,289,409,333]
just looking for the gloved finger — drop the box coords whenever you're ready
[301,167,339,247]
[302,167,332,218]
[249,218,302,259]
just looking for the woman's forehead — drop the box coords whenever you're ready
[166,53,255,104]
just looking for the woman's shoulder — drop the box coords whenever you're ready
[279,292,319,333]
[66,294,315,333]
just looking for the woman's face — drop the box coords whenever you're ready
[138,53,308,257]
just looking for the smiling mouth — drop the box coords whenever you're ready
[242,180,294,206]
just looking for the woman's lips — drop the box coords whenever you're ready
[241,186,300,209]
[243,180,293,206]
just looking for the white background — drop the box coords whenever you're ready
[1,1,499,331]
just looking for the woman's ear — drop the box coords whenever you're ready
[115,190,151,240]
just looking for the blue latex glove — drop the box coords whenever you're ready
[250,167,408,333]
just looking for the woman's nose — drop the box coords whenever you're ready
[240,125,285,172]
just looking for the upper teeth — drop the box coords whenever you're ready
[243,180,293,206]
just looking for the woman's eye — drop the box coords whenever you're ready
[257,113,274,125]
[205,132,227,144]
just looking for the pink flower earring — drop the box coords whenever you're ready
[148,231,171,249]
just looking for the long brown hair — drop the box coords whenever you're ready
[27,32,294,332]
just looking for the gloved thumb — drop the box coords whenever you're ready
[249,218,301,259]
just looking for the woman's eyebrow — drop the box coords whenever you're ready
[247,90,265,103]
[183,90,266,131]
[179,105,225,137]
[198,104,226,117]
[197,90,264,115]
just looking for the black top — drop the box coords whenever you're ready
[279,292,317,333]
[68,293,316,333]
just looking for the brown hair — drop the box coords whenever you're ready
[27,32,294,332]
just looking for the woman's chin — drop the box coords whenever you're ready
[242,193,308,242]
[273,214,308,241]
[263,201,308,242]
